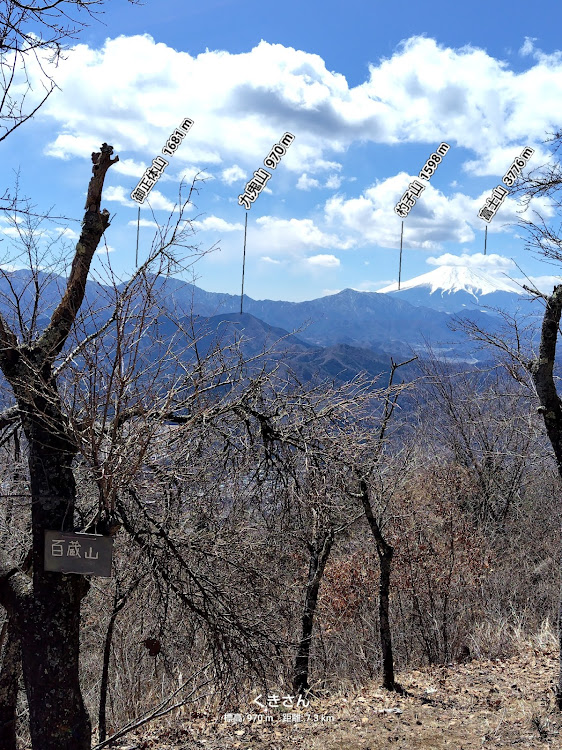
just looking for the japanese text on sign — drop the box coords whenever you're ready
[394,179,426,218]
[252,693,309,709]
[44,531,114,577]
[478,146,534,223]
[394,142,449,218]
[502,146,534,187]
[238,132,295,210]
[477,184,509,223]
[131,117,194,204]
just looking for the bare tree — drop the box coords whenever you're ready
[0,144,120,749]
[347,358,416,693]
[0,0,141,145]
[453,130,562,708]
[0,140,222,747]
[217,359,417,695]
[414,353,537,528]
[526,285,562,708]
[292,518,334,694]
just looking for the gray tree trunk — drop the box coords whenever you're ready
[293,528,334,695]
[527,285,562,709]
[0,144,118,746]
[358,478,402,693]
[0,622,20,750]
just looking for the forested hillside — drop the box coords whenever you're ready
[2,1,562,748]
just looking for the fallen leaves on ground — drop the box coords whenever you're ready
[111,645,562,750]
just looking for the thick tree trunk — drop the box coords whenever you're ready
[293,528,334,695]
[17,436,91,750]
[527,285,562,710]
[528,285,562,473]
[0,143,118,746]
[0,621,20,750]
[378,542,395,690]
[2,381,92,748]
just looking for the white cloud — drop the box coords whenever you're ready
[55,227,79,240]
[113,158,157,180]
[323,173,549,251]
[514,275,562,293]
[191,216,244,232]
[324,282,390,293]
[105,186,176,212]
[126,219,159,228]
[324,174,476,250]
[167,167,214,182]
[519,38,538,58]
[325,174,342,189]
[426,252,515,271]
[22,33,562,186]
[354,279,394,291]
[14,32,562,266]
[44,134,96,160]
[0,220,80,243]
[307,254,340,268]
[103,185,136,207]
[261,256,282,264]
[221,165,246,185]
[252,217,352,257]
[463,146,544,178]
[95,244,116,255]
[296,173,320,190]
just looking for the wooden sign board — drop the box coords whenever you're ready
[44,531,114,578]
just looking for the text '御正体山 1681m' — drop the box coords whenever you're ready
[130,117,194,204]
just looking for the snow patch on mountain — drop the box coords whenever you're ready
[377,265,522,299]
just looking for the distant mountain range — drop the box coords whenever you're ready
[0,266,546,385]
[148,278,469,357]
[138,265,541,364]
[376,264,538,315]
[186,312,407,384]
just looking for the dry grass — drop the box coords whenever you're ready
[106,630,562,750]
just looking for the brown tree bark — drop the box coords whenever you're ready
[293,527,334,695]
[18,435,91,750]
[0,144,118,748]
[0,621,20,750]
[527,284,562,709]
[358,477,402,693]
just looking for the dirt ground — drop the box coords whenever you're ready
[112,646,562,749]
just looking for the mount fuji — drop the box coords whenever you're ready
[377,265,526,315]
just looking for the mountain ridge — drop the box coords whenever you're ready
[375,264,532,315]
[0,268,521,365]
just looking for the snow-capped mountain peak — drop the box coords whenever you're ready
[376,265,524,315]
[377,265,521,298]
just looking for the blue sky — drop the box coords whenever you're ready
[2,0,562,301]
